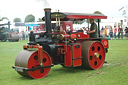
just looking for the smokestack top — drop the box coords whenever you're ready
[44,8,51,12]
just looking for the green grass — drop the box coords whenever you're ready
[0,39,128,85]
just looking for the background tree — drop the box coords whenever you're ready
[13,17,21,22]
[37,18,42,22]
[24,14,35,22]
[93,11,103,15]
[0,17,9,21]
[93,11,104,22]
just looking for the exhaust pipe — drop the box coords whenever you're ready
[44,8,52,33]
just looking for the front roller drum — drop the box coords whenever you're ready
[15,50,52,79]
[81,41,105,70]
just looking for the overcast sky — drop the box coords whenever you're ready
[0,0,128,22]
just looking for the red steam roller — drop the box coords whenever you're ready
[12,8,109,79]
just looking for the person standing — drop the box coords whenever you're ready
[104,26,107,37]
[125,27,128,39]
[120,27,123,39]
[87,19,98,38]
[109,26,113,40]
[25,30,28,40]
[114,26,117,40]
[22,31,25,40]
[101,26,104,32]
[118,26,121,39]
[100,26,104,36]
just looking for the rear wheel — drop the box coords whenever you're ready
[15,39,19,42]
[15,50,52,79]
[8,39,12,42]
[1,35,7,42]
[81,41,105,70]
[1,39,7,42]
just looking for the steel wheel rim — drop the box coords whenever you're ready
[88,42,105,69]
[15,50,51,79]
[28,51,51,79]
[82,41,105,70]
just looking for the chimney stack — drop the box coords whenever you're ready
[44,8,51,33]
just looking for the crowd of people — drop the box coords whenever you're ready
[19,30,28,40]
[101,26,128,40]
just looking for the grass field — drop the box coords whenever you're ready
[0,39,128,85]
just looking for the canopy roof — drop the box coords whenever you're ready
[15,22,25,26]
[50,12,107,21]
[26,24,39,26]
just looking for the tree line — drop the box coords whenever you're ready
[0,11,104,23]
[0,14,42,22]
[13,14,42,22]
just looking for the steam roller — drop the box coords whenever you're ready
[15,50,52,79]
[12,8,109,79]
[82,41,105,69]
